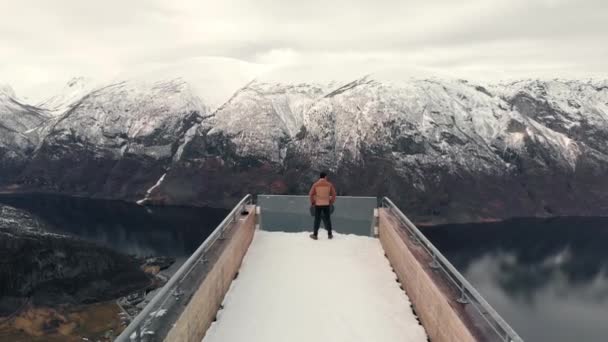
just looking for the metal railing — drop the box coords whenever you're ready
[115,194,253,342]
[381,197,523,342]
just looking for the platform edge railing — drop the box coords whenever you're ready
[381,197,523,342]
[115,194,253,342]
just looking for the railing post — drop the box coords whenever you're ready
[370,208,379,237]
[429,254,440,269]
[457,285,469,304]
[256,205,262,230]
[409,229,421,245]
[172,286,183,301]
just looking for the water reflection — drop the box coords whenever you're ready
[0,194,228,257]
[423,217,608,342]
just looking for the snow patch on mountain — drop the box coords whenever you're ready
[137,173,167,205]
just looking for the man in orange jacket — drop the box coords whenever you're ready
[309,172,337,240]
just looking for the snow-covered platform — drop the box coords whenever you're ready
[202,230,428,342]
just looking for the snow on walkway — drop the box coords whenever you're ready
[202,230,428,342]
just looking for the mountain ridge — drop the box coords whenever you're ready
[1,75,608,223]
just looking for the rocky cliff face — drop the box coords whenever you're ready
[2,76,608,223]
[0,205,149,308]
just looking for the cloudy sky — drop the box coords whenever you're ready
[1,0,607,101]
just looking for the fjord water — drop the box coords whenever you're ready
[423,217,608,342]
[0,193,228,257]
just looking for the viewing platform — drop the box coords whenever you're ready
[203,230,427,342]
[115,195,523,342]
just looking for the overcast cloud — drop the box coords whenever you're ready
[1,0,607,100]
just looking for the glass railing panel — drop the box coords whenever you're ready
[258,195,377,236]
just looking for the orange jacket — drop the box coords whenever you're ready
[309,178,336,206]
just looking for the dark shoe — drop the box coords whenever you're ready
[328,233,334,240]
[309,234,318,240]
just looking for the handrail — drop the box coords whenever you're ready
[115,194,253,342]
[381,197,523,342]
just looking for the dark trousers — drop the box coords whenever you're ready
[313,205,332,235]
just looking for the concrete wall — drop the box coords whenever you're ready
[165,206,256,342]
[378,209,476,342]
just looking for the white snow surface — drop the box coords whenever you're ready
[202,230,427,342]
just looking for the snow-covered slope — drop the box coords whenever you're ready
[494,79,608,156]
[41,78,206,158]
[0,84,48,176]
[36,77,97,116]
[19,78,210,199]
[205,81,326,163]
[0,84,48,135]
[2,75,608,222]
[203,77,600,171]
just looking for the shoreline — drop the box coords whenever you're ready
[4,189,608,227]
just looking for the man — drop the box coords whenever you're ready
[308,172,337,240]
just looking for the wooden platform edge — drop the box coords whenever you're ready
[378,208,477,342]
[164,205,257,342]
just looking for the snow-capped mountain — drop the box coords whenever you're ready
[36,76,97,116]
[18,78,209,198]
[2,75,608,223]
[155,77,608,221]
